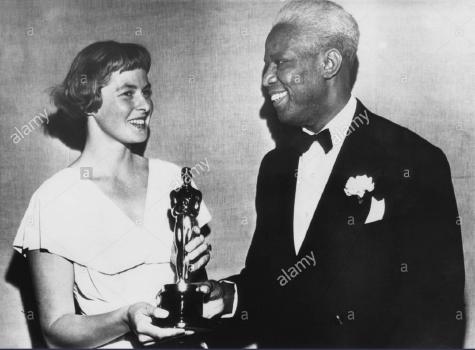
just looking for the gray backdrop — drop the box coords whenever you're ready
[1,0,474,347]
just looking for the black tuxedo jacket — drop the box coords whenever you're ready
[228,100,465,348]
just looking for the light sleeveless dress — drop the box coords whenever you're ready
[13,158,211,348]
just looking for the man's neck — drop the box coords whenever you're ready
[305,91,351,133]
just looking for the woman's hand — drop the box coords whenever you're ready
[126,302,192,345]
[184,232,212,272]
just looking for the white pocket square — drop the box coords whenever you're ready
[365,197,385,224]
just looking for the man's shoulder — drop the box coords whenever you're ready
[259,101,449,171]
[358,102,446,163]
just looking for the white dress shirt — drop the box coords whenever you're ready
[293,96,357,254]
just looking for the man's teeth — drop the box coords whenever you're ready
[270,91,288,102]
[129,119,145,126]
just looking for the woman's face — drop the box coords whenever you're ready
[93,68,153,144]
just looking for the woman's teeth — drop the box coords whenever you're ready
[128,119,146,129]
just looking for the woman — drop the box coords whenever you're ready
[13,41,213,348]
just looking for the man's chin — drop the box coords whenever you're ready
[275,111,301,127]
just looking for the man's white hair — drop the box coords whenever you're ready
[274,0,359,63]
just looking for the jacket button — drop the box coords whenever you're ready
[335,314,343,325]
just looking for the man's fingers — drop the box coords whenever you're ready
[184,235,205,253]
[203,298,224,319]
[197,283,211,294]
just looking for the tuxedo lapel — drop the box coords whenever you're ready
[297,100,383,258]
[271,148,301,259]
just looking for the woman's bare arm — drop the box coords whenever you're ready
[27,250,186,348]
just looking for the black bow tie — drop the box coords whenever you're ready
[298,128,333,154]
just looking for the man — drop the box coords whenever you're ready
[205,0,466,347]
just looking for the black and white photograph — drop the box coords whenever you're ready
[0,0,474,348]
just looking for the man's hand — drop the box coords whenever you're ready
[197,280,235,319]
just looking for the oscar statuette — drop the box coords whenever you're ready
[153,167,211,331]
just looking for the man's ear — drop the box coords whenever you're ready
[321,48,343,79]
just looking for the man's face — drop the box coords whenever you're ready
[263,23,326,127]
[94,68,153,144]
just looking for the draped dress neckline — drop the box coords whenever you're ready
[69,159,152,229]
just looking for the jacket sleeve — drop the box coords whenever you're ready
[221,152,275,343]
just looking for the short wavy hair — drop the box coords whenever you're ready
[45,41,151,151]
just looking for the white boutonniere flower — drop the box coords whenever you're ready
[344,175,375,201]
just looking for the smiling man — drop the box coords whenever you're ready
[205,0,466,347]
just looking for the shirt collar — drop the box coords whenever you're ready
[302,95,357,149]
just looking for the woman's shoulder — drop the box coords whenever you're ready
[32,167,81,203]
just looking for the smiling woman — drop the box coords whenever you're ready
[45,41,153,151]
[12,41,213,348]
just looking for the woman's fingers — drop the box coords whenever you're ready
[137,334,155,344]
[189,252,210,271]
[152,307,169,319]
[139,322,187,339]
[130,303,196,343]
[185,241,211,263]
[184,235,205,253]
[141,322,196,339]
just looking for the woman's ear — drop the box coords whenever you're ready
[321,48,343,79]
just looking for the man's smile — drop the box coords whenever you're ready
[270,90,289,107]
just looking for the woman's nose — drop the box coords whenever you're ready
[135,94,152,113]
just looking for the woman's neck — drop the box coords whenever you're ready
[71,121,144,179]
[79,145,139,178]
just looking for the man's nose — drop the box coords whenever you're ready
[262,63,278,88]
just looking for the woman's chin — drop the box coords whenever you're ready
[119,133,149,146]
[128,127,149,141]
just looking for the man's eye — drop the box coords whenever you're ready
[143,90,152,98]
[121,91,134,97]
